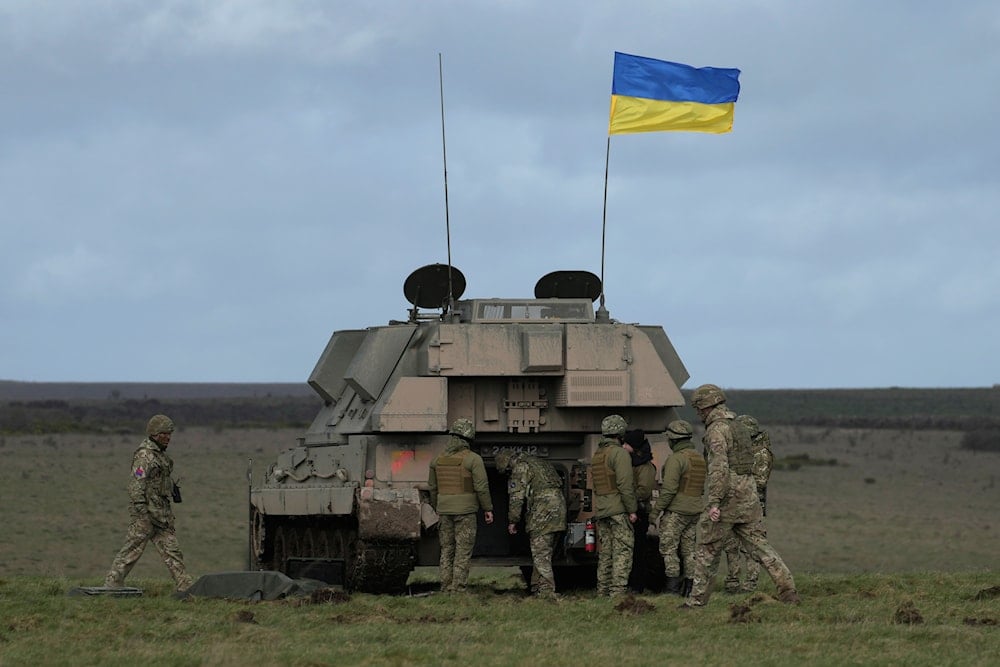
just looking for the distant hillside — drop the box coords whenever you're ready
[0,380,314,401]
[0,382,321,434]
[722,387,1000,430]
[1,383,997,434]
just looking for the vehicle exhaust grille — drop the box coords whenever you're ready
[554,371,629,406]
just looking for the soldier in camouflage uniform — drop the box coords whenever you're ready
[723,414,773,593]
[652,419,705,597]
[623,429,656,592]
[105,414,193,591]
[428,418,494,593]
[680,385,799,608]
[591,414,638,598]
[495,450,567,599]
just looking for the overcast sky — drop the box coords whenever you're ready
[2,1,997,389]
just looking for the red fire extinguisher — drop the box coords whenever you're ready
[585,518,596,552]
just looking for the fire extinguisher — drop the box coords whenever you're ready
[585,518,596,552]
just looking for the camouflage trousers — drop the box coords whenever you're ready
[106,514,192,591]
[686,515,795,606]
[724,525,761,592]
[527,532,558,595]
[658,511,699,578]
[438,513,477,593]
[596,514,634,597]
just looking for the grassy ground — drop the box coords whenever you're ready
[1,425,996,580]
[0,572,997,666]
[1,426,998,665]
[766,425,999,573]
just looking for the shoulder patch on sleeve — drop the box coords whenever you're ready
[133,466,146,479]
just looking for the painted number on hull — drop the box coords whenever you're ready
[485,445,549,458]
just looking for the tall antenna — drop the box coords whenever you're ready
[438,53,455,316]
[597,136,611,321]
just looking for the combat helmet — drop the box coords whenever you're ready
[601,414,627,437]
[665,419,694,440]
[449,417,475,441]
[146,414,175,436]
[690,384,727,410]
[736,414,760,437]
[495,450,516,473]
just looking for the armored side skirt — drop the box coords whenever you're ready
[251,486,421,541]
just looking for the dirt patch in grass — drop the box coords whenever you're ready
[613,594,656,615]
[962,617,997,626]
[973,585,1000,600]
[233,610,257,624]
[729,603,760,623]
[893,600,923,625]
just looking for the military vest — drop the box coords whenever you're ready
[728,418,754,476]
[591,446,617,496]
[435,450,474,495]
[678,448,707,497]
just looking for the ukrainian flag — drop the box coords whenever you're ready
[609,52,741,135]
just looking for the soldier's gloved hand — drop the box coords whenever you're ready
[508,523,517,535]
[484,510,494,525]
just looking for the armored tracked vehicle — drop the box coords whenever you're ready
[249,264,689,593]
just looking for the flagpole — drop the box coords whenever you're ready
[597,136,610,322]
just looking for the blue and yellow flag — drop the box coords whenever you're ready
[609,52,741,135]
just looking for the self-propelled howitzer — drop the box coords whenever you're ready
[249,264,688,593]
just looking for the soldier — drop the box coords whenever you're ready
[652,419,705,597]
[105,414,193,591]
[591,414,638,598]
[623,429,656,592]
[723,414,773,593]
[428,418,494,593]
[495,450,567,599]
[680,385,799,608]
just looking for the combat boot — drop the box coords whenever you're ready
[778,589,801,605]
[175,574,194,592]
[664,576,685,596]
[682,578,694,597]
[608,588,627,600]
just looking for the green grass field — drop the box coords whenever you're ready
[1,573,997,666]
[1,423,998,665]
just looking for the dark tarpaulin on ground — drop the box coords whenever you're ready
[175,570,336,600]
